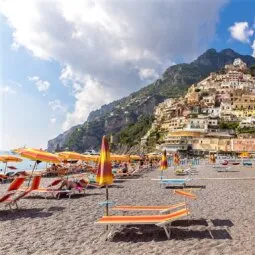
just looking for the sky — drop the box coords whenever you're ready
[0,0,255,150]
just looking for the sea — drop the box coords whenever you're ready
[0,150,48,174]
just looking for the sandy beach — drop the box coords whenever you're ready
[0,163,255,255]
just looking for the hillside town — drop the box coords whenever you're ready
[143,58,255,155]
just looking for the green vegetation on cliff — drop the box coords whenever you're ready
[116,116,154,147]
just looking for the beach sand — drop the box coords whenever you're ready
[0,163,255,255]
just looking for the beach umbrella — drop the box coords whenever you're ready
[15,148,61,185]
[130,155,141,161]
[57,151,86,161]
[96,136,113,218]
[173,153,180,168]
[160,150,168,180]
[79,154,99,162]
[110,154,129,162]
[0,155,23,174]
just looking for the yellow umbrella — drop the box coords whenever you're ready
[110,154,129,161]
[130,155,141,161]
[57,151,86,161]
[80,155,99,162]
[0,155,23,174]
[96,136,113,218]
[16,148,61,185]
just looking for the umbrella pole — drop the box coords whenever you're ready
[106,184,109,231]
[105,185,109,216]
[4,163,7,175]
[28,161,37,186]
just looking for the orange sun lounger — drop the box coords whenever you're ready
[95,208,189,239]
[0,177,26,208]
[112,189,197,214]
[18,176,72,199]
[112,202,186,213]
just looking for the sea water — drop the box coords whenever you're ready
[0,151,48,174]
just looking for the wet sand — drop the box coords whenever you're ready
[0,163,255,255]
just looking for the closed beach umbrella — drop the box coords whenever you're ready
[160,150,168,180]
[0,155,23,174]
[174,153,180,167]
[16,148,61,185]
[96,136,113,217]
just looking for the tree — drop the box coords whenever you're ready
[250,64,255,76]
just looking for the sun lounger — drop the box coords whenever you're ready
[19,176,72,199]
[112,189,197,214]
[95,208,190,239]
[112,202,186,214]
[160,178,190,186]
[0,177,26,208]
[173,189,197,200]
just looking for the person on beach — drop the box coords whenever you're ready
[58,179,88,190]
[121,163,128,174]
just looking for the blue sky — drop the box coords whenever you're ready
[0,0,255,150]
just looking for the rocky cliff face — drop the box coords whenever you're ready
[47,49,255,152]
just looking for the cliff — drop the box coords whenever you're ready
[47,48,255,152]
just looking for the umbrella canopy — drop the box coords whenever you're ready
[130,155,141,160]
[160,150,168,170]
[0,155,22,174]
[96,136,113,185]
[79,154,99,162]
[0,155,22,163]
[110,154,129,162]
[16,148,61,163]
[57,151,86,161]
[15,148,61,185]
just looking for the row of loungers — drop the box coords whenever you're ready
[0,176,102,209]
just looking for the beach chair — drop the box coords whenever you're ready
[113,189,196,214]
[112,202,186,214]
[160,178,190,188]
[0,177,26,208]
[95,208,190,239]
[19,176,73,199]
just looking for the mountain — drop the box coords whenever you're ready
[47,49,255,153]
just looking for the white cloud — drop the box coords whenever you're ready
[50,116,56,124]
[0,0,228,130]
[228,22,254,43]
[139,68,159,81]
[48,99,67,113]
[0,86,16,94]
[62,76,115,130]
[28,76,50,92]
